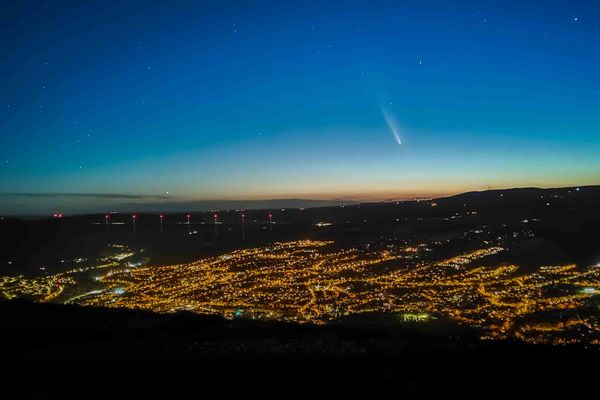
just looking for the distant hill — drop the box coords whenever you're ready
[1,184,599,275]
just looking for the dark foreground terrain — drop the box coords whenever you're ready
[2,299,596,397]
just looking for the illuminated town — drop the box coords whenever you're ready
[3,239,599,346]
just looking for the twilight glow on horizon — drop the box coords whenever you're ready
[1,0,599,214]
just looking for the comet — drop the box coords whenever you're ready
[381,108,402,145]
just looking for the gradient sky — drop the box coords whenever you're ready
[1,0,599,214]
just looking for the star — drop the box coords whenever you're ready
[574,17,578,22]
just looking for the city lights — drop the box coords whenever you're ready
[4,240,599,346]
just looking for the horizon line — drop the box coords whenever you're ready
[1,184,597,218]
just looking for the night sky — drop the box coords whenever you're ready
[1,0,599,214]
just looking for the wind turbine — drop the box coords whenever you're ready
[241,213,245,241]
[132,214,137,235]
[214,213,219,238]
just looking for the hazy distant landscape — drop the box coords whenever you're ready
[3,186,600,349]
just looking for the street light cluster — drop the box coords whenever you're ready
[4,235,600,347]
[39,240,600,345]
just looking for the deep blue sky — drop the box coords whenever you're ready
[1,0,599,214]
